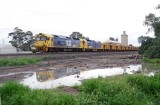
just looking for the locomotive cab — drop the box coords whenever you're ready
[34,33,53,52]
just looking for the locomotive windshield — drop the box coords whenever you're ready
[36,37,40,40]
[41,36,47,40]
[35,36,47,41]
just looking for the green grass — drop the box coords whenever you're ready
[143,58,160,63]
[1,75,160,105]
[127,74,160,95]
[0,81,76,105]
[0,57,41,67]
[78,76,153,105]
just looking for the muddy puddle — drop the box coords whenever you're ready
[0,72,33,77]
[21,64,145,89]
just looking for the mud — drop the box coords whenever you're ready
[0,51,140,84]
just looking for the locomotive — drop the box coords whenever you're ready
[34,33,138,53]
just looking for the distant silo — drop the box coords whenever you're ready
[121,31,128,45]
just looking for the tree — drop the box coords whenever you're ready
[138,36,151,44]
[138,4,160,58]
[143,4,160,37]
[138,36,153,55]
[156,4,160,9]
[143,13,160,35]
[70,32,86,39]
[8,27,34,51]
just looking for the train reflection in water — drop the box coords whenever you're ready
[36,67,83,82]
[22,65,143,89]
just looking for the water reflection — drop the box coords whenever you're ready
[36,67,82,82]
[141,63,160,76]
[141,63,160,73]
[21,65,142,89]
[36,71,54,82]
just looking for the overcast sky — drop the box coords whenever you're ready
[0,0,159,46]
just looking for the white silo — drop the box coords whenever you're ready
[121,31,128,45]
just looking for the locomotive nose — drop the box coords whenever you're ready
[34,41,48,52]
[34,41,46,47]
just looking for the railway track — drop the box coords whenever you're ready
[0,52,55,56]
[0,51,137,60]
[0,51,138,57]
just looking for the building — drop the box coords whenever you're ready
[121,31,128,45]
[0,45,17,54]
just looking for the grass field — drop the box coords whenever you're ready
[1,74,160,105]
[143,58,160,64]
[0,57,41,67]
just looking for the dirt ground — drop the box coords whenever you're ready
[0,51,141,84]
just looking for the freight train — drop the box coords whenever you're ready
[33,33,138,53]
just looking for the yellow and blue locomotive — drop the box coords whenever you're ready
[34,33,102,52]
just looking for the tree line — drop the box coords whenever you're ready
[138,4,160,58]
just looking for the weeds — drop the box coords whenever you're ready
[0,81,76,105]
[143,58,160,63]
[127,74,160,95]
[1,75,160,105]
[0,57,41,67]
[0,81,30,105]
[79,77,152,105]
